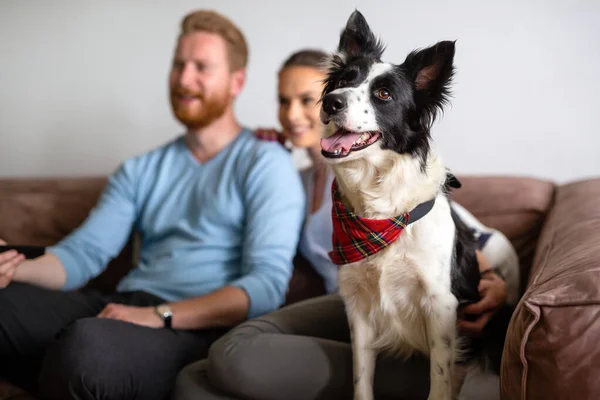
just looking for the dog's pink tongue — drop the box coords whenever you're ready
[320,130,362,153]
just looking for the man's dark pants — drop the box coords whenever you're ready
[0,282,225,400]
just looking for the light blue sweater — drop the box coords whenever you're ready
[49,129,306,318]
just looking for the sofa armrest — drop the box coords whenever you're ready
[501,177,600,400]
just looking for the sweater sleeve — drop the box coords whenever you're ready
[229,144,306,318]
[48,160,139,290]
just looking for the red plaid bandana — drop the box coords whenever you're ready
[328,179,434,265]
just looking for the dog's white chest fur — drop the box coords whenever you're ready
[338,195,457,358]
[327,144,464,400]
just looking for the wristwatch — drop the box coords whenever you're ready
[154,304,173,328]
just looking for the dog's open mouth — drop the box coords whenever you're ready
[320,127,381,158]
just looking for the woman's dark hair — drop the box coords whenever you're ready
[279,49,329,72]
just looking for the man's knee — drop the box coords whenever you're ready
[38,318,132,399]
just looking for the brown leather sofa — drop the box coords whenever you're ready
[0,175,598,400]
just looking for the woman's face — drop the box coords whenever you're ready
[278,66,326,148]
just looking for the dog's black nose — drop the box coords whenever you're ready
[323,93,347,115]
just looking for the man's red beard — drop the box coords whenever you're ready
[170,87,231,130]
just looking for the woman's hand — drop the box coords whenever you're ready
[458,250,508,337]
[458,271,507,337]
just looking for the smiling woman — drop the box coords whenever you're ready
[276,50,329,150]
[254,49,340,288]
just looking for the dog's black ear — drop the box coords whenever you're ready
[402,41,456,127]
[337,10,385,60]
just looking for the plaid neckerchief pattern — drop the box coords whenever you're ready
[328,179,411,265]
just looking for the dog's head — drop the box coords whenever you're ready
[320,10,456,165]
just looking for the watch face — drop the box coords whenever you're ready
[157,305,172,317]
[155,304,173,328]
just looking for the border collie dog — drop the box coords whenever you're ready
[319,10,518,400]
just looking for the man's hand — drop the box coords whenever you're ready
[97,303,164,329]
[458,272,507,337]
[0,239,25,289]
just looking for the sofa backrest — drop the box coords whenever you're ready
[0,175,556,301]
[449,176,555,293]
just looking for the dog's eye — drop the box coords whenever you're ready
[376,88,391,100]
[337,79,347,88]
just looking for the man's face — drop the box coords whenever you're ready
[169,32,243,130]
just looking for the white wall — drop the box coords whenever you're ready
[1,0,598,182]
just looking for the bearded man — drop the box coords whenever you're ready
[0,10,305,400]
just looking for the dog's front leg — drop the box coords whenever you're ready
[348,311,376,400]
[426,293,458,400]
